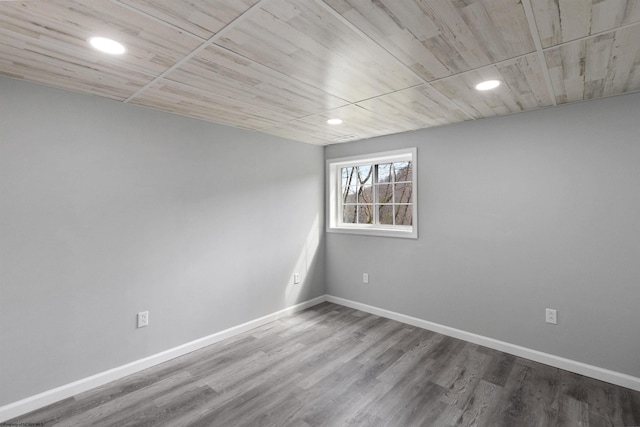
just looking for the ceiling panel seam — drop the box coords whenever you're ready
[349,83,428,105]
[202,43,353,106]
[426,51,537,85]
[254,82,430,134]
[521,0,558,106]
[109,0,207,42]
[315,0,478,121]
[155,42,355,128]
[121,0,351,109]
[541,20,640,52]
[123,0,269,103]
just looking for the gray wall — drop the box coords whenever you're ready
[326,93,640,378]
[2,76,639,408]
[0,78,325,405]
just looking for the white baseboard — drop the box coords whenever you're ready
[4,294,639,422]
[326,295,640,392]
[0,295,327,423]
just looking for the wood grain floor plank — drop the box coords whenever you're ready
[8,302,640,426]
[436,345,491,409]
[55,371,194,427]
[481,350,517,387]
[456,379,502,427]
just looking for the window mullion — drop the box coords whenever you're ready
[391,163,396,226]
[373,163,379,225]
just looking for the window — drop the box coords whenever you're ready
[327,148,417,238]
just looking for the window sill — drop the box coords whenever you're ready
[327,225,417,239]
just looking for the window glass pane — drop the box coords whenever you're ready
[377,163,392,183]
[358,185,373,203]
[376,183,393,203]
[341,167,355,187]
[393,161,412,182]
[358,205,374,224]
[342,186,357,203]
[395,204,412,225]
[357,165,373,186]
[342,204,357,223]
[378,204,393,225]
[394,183,412,204]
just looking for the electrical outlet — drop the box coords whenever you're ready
[545,308,557,325]
[363,273,369,284]
[137,311,149,328]
[293,273,300,284]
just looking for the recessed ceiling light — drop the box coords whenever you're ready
[327,118,343,125]
[475,80,501,91]
[88,37,126,55]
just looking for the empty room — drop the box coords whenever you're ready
[1,1,639,426]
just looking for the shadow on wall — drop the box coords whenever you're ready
[285,215,321,305]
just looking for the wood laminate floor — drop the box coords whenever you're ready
[9,302,640,426]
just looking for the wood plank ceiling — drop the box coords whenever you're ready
[1,0,638,145]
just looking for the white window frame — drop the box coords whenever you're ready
[326,147,417,239]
